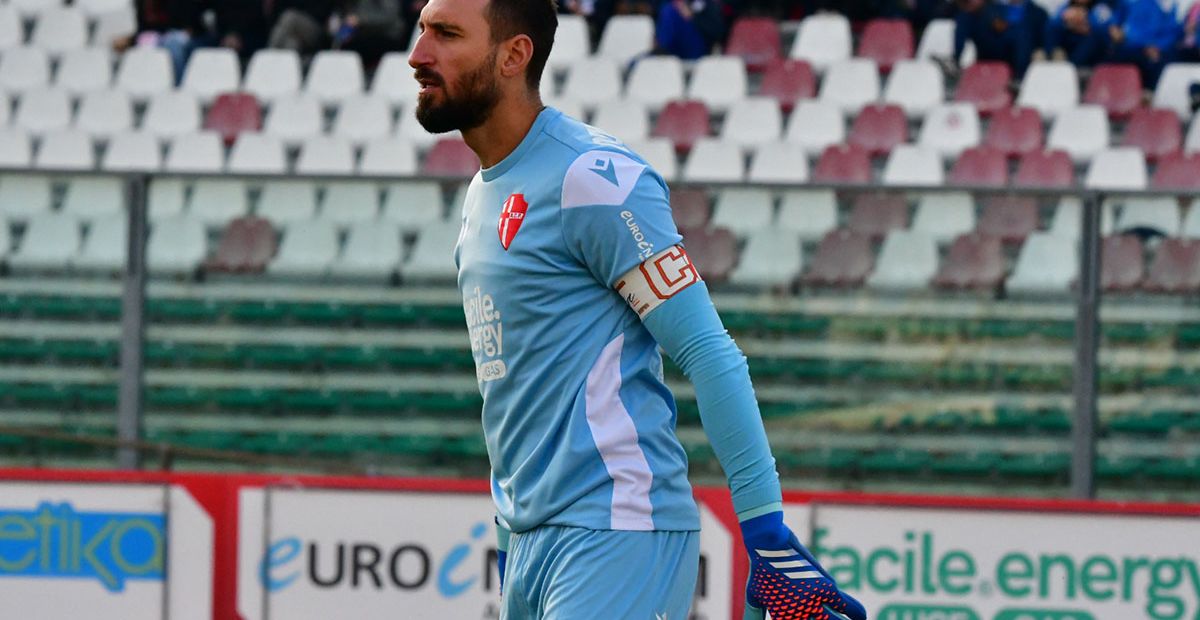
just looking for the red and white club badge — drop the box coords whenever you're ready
[498,193,528,251]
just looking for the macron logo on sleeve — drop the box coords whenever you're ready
[590,157,620,186]
[562,151,645,210]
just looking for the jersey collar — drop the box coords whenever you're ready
[480,106,561,182]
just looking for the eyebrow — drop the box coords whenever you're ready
[421,20,464,35]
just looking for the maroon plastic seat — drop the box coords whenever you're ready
[1122,107,1182,162]
[1152,153,1200,190]
[1083,64,1143,120]
[422,138,480,177]
[983,106,1043,158]
[758,59,815,113]
[848,192,909,239]
[204,92,262,146]
[1014,149,1074,188]
[205,216,277,274]
[725,18,782,73]
[847,104,908,156]
[949,146,1008,186]
[812,144,871,184]
[1144,238,1200,293]
[932,233,1006,290]
[670,188,710,230]
[954,62,1013,116]
[1100,234,1145,292]
[652,100,711,155]
[856,19,913,73]
[802,228,875,287]
[679,227,737,282]
[977,196,1039,244]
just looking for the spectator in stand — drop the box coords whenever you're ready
[268,0,338,58]
[1105,0,1181,88]
[954,0,1048,78]
[335,0,406,66]
[655,0,727,59]
[1044,0,1114,66]
[211,0,270,62]
[114,0,207,79]
[1180,0,1200,61]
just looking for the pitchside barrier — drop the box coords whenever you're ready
[0,468,1197,620]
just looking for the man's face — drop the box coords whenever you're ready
[409,0,502,133]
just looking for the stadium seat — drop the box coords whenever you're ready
[330,220,403,280]
[359,138,417,177]
[204,93,262,146]
[625,56,684,110]
[977,196,1038,243]
[848,103,907,157]
[915,19,955,60]
[596,14,654,67]
[0,129,31,167]
[955,62,1012,116]
[75,89,133,139]
[142,91,201,141]
[1049,197,1114,239]
[883,145,943,185]
[114,47,173,101]
[92,6,136,48]
[103,131,161,171]
[0,47,49,94]
[1046,105,1109,163]
[813,144,870,183]
[791,13,851,73]
[1152,152,1200,189]
[257,180,317,225]
[758,59,815,113]
[984,106,1043,158]
[402,220,461,281]
[305,51,364,104]
[848,192,908,239]
[1014,149,1074,187]
[55,47,111,96]
[31,6,87,56]
[296,136,355,175]
[371,52,418,107]
[0,5,19,49]
[228,133,287,174]
[1152,63,1200,120]
[148,178,186,221]
[785,100,845,155]
[819,59,880,115]
[180,48,240,103]
[422,138,480,177]
[721,97,780,150]
[244,49,302,103]
[670,188,710,230]
[1100,234,1145,292]
[382,182,444,232]
[1007,232,1077,294]
[802,228,874,287]
[205,216,276,274]
[682,138,743,182]
[653,100,711,154]
[592,100,648,143]
[147,216,206,275]
[949,146,1007,186]
[1122,108,1182,161]
[264,95,323,145]
[748,141,809,183]
[9,212,79,272]
[627,138,677,181]
[561,57,621,110]
[688,56,747,113]
[1085,148,1147,189]
[165,132,224,172]
[15,88,71,134]
[63,176,122,221]
[919,103,981,159]
[913,193,976,242]
[547,14,587,72]
[75,216,126,272]
[730,228,802,288]
[726,18,782,73]
[883,60,944,118]
[778,190,837,241]
[398,106,458,149]
[189,180,248,226]
[320,181,380,225]
[1083,64,1143,119]
[678,227,736,283]
[1017,61,1079,118]
[0,174,50,221]
[269,219,339,277]
[1114,197,1180,236]
[711,188,773,237]
[857,19,913,73]
[1144,237,1200,292]
[35,130,93,170]
[11,0,58,18]
[332,95,393,145]
[867,230,937,289]
[933,233,1006,290]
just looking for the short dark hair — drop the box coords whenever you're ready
[485,0,558,91]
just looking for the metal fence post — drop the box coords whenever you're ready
[1071,190,1103,498]
[116,175,149,470]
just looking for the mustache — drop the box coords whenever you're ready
[413,68,444,86]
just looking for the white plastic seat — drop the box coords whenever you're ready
[382,181,444,232]
[682,138,744,182]
[305,50,364,104]
[785,100,845,155]
[14,88,71,133]
[1187,110,1200,153]
[0,47,49,94]
[0,5,21,50]
[9,212,79,271]
[189,180,247,226]
[778,190,837,241]
[547,14,588,72]
[92,7,136,48]
[791,13,852,73]
[592,100,648,143]
[244,49,302,103]
[1049,197,1114,239]
[371,52,418,107]
[884,60,945,118]
[147,216,206,275]
[1084,148,1147,189]
[0,174,51,221]
[63,176,123,221]
[257,180,317,225]
[688,56,748,113]
[11,0,59,18]
[114,47,173,101]
[142,91,201,140]
[1007,232,1077,294]
[103,131,161,171]
[1182,201,1200,237]
[148,178,186,221]
[819,59,880,115]
[913,193,976,243]
[1113,197,1180,236]
[402,219,462,281]
[55,47,112,96]
[31,7,87,56]
[75,216,126,272]
[264,95,323,145]
[712,188,774,237]
[1153,64,1200,120]
[0,128,31,166]
[916,19,955,60]
[333,94,393,145]
[561,57,622,110]
[595,14,654,67]
[883,145,943,186]
[919,103,981,159]
[78,0,136,18]
[180,48,239,103]
[330,220,402,280]
[359,137,417,176]
[730,228,802,287]
[1017,61,1079,119]
[626,138,677,181]
[867,230,938,290]
[228,133,287,174]
[36,130,94,169]
[748,141,809,183]
[165,132,224,172]
[395,110,458,149]
[1047,105,1109,163]
[296,136,355,175]
[721,97,782,150]
[545,97,583,121]
[320,181,379,225]
[75,89,133,139]
[269,219,339,277]
[625,56,684,110]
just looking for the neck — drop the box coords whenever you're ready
[462,90,544,169]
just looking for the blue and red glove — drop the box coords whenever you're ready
[741,511,867,620]
[495,518,510,595]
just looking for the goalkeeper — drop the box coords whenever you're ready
[407,0,866,617]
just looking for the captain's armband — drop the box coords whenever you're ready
[614,245,702,319]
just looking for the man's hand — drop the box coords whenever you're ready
[741,512,866,620]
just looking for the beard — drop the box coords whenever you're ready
[414,49,501,134]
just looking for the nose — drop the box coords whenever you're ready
[409,29,432,69]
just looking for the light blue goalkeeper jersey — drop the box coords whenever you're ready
[454,107,701,533]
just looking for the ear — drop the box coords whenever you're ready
[498,34,534,80]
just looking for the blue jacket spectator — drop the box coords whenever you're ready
[1044,0,1115,66]
[1107,0,1182,87]
[656,0,726,60]
[954,0,1048,77]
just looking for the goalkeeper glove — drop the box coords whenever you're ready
[495,518,510,595]
[740,511,867,620]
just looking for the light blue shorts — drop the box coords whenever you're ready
[501,525,700,620]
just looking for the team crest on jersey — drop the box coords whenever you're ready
[498,193,528,251]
